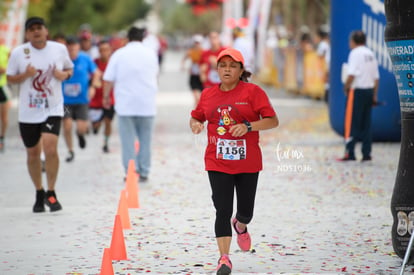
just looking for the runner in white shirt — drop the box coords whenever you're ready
[7,17,74,213]
[103,26,159,182]
[339,30,379,162]
[8,39,73,123]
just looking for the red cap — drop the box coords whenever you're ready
[80,31,92,40]
[217,48,244,66]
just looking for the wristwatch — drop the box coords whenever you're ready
[243,120,252,132]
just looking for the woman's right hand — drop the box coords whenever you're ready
[190,118,204,134]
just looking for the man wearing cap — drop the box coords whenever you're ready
[7,16,74,213]
[79,30,99,60]
[190,48,278,274]
[62,36,99,162]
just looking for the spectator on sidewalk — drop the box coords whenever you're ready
[339,30,379,162]
[190,48,279,274]
[315,25,331,102]
[232,27,254,73]
[6,16,73,212]
[103,27,159,182]
[89,40,115,153]
[181,34,204,106]
[62,36,99,162]
[274,26,289,86]
[0,38,10,152]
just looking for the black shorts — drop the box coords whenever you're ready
[0,86,8,103]
[103,106,115,120]
[189,75,203,91]
[19,116,62,148]
[64,104,89,120]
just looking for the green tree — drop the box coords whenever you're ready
[27,0,54,21]
[27,0,150,36]
[162,2,222,36]
[271,0,330,36]
[99,0,151,33]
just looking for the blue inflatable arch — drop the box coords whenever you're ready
[329,0,400,141]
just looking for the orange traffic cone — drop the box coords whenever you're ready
[126,159,138,187]
[125,159,140,208]
[100,248,114,275]
[110,215,128,260]
[117,189,131,229]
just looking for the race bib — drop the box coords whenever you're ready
[63,83,81,97]
[216,138,246,160]
[29,94,49,109]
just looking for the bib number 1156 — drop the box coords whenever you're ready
[216,138,246,160]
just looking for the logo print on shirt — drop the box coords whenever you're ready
[33,64,55,96]
[217,126,226,135]
[24,48,30,59]
[217,106,236,126]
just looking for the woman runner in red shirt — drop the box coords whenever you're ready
[190,48,279,274]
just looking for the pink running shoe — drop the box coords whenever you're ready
[216,254,232,275]
[232,218,251,251]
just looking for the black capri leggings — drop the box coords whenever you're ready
[208,171,259,238]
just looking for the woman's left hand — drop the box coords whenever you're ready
[229,123,248,137]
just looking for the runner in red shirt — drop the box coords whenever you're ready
[89,40,115,153]
[199,31,226,89]
[190,48,279,275]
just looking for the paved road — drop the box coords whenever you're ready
[0,50,408,275]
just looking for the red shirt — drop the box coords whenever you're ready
[89,58,114,108]
[191,81,276,174]
[199,47,225,89]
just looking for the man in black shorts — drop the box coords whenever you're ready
[6,17,74,212]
